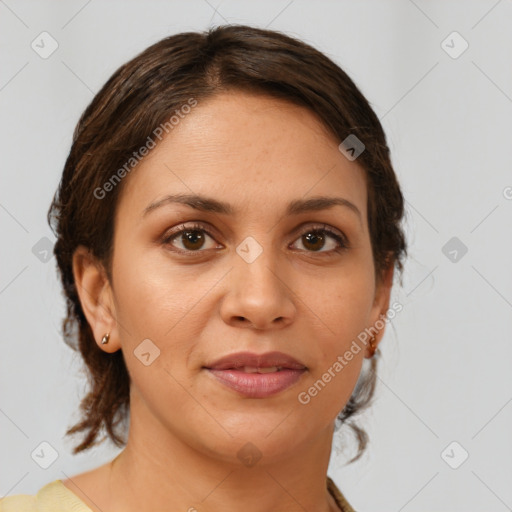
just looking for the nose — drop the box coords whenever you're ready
[219,247,297,330]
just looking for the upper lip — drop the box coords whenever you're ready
[204,351,307,370]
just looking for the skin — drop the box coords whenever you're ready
[66,91,394,512]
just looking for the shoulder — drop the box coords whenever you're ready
[0,480,92,512]
[0,492,35,511]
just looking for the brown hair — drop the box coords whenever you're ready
[48,24,407,462]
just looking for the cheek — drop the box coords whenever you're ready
[297,268,373,412]
[313,265,375,343]
[299,325,365,419]
[111,246,208,379]
[112,246,188,333]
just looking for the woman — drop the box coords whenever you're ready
[1,24,407,512]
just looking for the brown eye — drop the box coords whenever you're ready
[162,223,219,253]
[291,225,348,254]
[301,231,329,252]
[178,229,206,251]
[162,222,348,256]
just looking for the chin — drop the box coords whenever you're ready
[192,418,318,467]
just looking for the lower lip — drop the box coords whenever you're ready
[205,368,306,398]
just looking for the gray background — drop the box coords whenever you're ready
[1,1,511,510]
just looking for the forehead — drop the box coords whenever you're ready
[115,91,367,224]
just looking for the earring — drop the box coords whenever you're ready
[368,334,377,357]
[101,332,110,345]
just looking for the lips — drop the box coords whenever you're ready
[203,351,307,371]
[203,351,307,398]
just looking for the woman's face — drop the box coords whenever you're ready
[102,91,392,463]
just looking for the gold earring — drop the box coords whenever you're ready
[101,333,110,345]
[368,334,377,357]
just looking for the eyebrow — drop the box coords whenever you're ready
[142,193,362,223]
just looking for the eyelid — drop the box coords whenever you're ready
[290,221,347,242]
[161,221,221,249]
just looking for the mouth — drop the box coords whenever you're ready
[223,366,286,373]
[203,351,307,398]
[203,350,307,372]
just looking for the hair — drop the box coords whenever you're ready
[48,23,407,462]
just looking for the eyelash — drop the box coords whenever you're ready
[161,222,349,256]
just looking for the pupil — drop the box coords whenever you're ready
[304,232,324,251]
[184,230,203,249]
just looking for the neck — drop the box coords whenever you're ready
[106,389,341,512]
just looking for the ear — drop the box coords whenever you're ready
[365,259,395,358]
[72,245,120,353]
